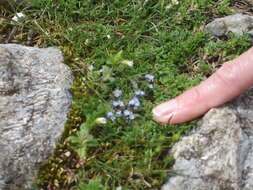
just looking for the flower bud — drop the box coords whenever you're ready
[95,117,107,124]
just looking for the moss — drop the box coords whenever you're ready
[37,79,86,190]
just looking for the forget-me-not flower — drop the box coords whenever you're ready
[123,110,135,121]
[135,90,145,96]
[144,74,154,82]
[115,111,122,116]
[113,89,122,98]
[112,100,124,108]
[131,81,138,89]
[123,109,131,116]
[128,97,141,107]
[106,112,116,121]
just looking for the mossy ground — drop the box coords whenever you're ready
[0,0,252,190]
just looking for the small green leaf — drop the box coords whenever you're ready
[112,50,123,64]
[79,178,105,190]
[101,66,112,82]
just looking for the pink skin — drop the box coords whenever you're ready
[153,47,253,124]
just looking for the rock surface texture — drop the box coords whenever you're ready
[205,13,253,36]
[0,44,73,190]
[162,88,253,190]
[0,0,22,6]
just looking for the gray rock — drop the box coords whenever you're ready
[162,88,253,190]
[0,0,22,6]
[205,14,253,36]
[0,44,73,190]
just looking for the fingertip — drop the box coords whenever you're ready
[152,110,176,124]
[152,99,178,124]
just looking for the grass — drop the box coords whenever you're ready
[0,0,252,190]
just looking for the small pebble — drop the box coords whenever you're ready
[64,151,71,157]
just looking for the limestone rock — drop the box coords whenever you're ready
[162,88,253,190]
[205,14,253,36]
[0,44,73,190]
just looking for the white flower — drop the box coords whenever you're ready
[148,84,153,89]
[129,114,135,120]
[95,117,107,124]
[166,0,179,10]
[116,186,122,190]
[172,0,179,5]
[106,34,111,39]
[121,60,134,67]
[87,65,94,71]
[12,12,26,22]
[113,89,122,98]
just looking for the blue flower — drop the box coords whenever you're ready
[144,74,154,82]
[113,89,122,98]
[135,90,145,96]
[128,97,141,107]
[112,100,124,108]
[123,110,135,121]
[106,112,116,121]
[115,111,122,116]
[131,81,138,89]
[123,109,131,116]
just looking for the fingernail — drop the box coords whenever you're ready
[153,111,176,124]
[165,112,176,124]
[152,99,178,117]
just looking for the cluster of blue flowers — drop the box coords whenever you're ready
[145,74,154,89]
[106,74,154,123]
